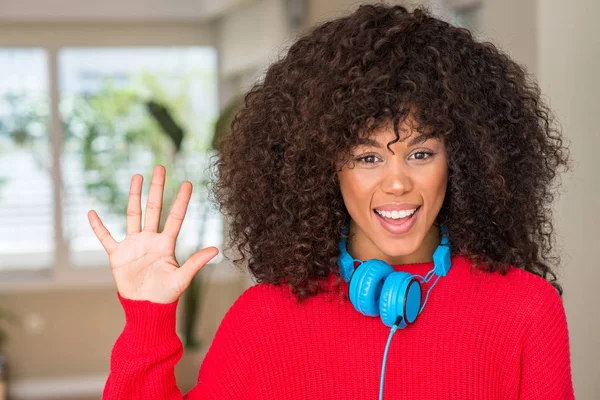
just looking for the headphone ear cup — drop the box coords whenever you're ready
[379,272,422,328]
[349,260,394,317]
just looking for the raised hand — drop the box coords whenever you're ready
[87,165,219,304]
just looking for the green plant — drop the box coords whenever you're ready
[211,95,244,149]
[0,90,50,198]
[177,95,244,350]
[0,307,16,351]
[146,98,207,349]
[62,74,199,217]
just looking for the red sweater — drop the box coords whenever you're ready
[103,255,574,399]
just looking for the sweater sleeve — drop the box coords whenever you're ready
[102,293,185,399]
[184,285,260,398]
[103,286,260,399]
[518,281,575,400]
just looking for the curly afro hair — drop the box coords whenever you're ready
[210,4,571,300]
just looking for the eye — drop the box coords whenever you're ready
[355,154,381,164]
[409,151,434,161]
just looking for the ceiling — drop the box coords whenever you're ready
[0,0,257,22]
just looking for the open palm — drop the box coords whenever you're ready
[88,165,219,304]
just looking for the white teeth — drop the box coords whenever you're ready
[375,208,417,219]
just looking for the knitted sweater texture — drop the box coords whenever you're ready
[103,255,574,399]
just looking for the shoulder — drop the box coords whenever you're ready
[220,282,299,327]
[455,255,561,297]
[456,255,566,324]
[234,281,298,307]
[502,266,566,323]
[222,279,341,331]
[489,262,563,309]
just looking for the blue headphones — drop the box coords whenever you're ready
[337,223,452,400]
[337,224,452,328]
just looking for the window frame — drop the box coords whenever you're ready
[0,21,225,291]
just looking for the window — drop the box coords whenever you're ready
[0,48,53,271]
[59,47,222,268]
[0,44,223,279]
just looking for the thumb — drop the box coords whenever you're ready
[177,246,220,285]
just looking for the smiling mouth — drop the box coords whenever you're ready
[373,206,422,234]
[373,206,421,222]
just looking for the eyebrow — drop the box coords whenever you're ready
[357,134,431,148]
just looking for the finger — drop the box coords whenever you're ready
[162,181,192,239]
[87,210,118,254]
[126,174,143,235]
[176,247,219,285]
[143,165,165,233]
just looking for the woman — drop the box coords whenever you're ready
[89,4,574,399]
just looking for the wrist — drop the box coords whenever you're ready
[117,292,181,353]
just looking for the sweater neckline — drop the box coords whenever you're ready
[389,254,467,274]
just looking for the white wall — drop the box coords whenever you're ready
[481,0,537,74]
[537,0,600,397]
[218,0,291,80]
[306,0,430,27]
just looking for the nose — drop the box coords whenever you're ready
[381,161,412,196]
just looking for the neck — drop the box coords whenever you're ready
[347,222,441,265]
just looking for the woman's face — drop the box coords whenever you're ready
[337,119,448,265]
